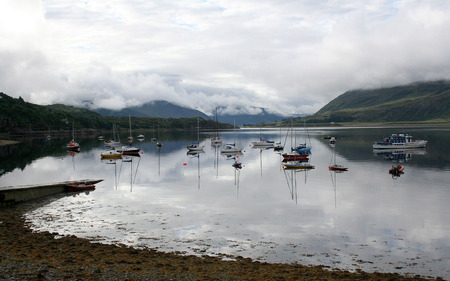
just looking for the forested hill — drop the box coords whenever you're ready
[309,80,450,123]
[0,93,231,133]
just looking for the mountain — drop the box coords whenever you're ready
[94,101,285,125]
[93,100,210,119]
[308,80,450,123]
[213,109,285,126]
[0,93,234,134]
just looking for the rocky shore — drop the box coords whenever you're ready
[0,202,442,280]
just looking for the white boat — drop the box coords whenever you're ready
[126,115,133,143]
[104,124,121,148]
[373,134,428,149]
[137,134,145,141]
[252,138,275,147]
[116,145,140,155]
[221,143,243,153]
[252,114,274,147]
[211,107,222,146]
[187,118,205,151]
[220,120,243,153]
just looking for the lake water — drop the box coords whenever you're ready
[1,126,449,279]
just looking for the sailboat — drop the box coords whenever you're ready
[273,126,284,151]
[187,118,205,151]
[282,118,309,162]
[66,121,80,151]
[156,121,162,147]
[126,114,133,143]
[104,124,121,148]
[210,107,222,146]
[328,146,348,171]
[117,115,141,155]
[252,114,274,147]
[221,120,243,154]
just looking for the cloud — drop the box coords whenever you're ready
[1,0,450,115]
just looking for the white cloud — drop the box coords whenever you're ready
[1,0,450,115]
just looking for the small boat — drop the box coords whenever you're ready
[282,162,315,170]
[252,115,274,147]
[232,161,242,169]
[221,143,243,153]
[67,121,80,151]
[211,107,222,146]
[373,134,427,149]
[101,150,123,159]
[117,146,141,155]
[187,118,205,151]
[252,138,274,147]
[329,137,336,145]
[328,146,348,171]
[66,140,80,151]
[211,136,222,145]
[273,142,284,151]
[137,134,145,141]
[293,145,311,155]
[66,182,96,192]
[389,164,405,174]
[104,124,121,148]
[329,164,348,171]
[282,153,309,161]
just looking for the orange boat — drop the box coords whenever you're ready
[389,165,404,175]
[66,182,96,192]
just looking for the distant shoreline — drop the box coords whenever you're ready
[0,140,20,146]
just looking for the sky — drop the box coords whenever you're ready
[1,0,450,116]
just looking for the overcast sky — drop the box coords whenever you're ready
[1,0,450,116]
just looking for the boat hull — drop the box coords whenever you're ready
[373,141,428,149]
[66,183,96,192]
[282,164,315,170]
[282,154,309,161]
[329,165,348,171]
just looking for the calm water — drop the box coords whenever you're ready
[1,127,449,279]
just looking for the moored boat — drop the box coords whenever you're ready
[101,150,123,159]
[282,162,315,170]
[389,164,404,174]
[116,145,141,155]
[66,182,96,192]
[252,138,274,147]
[282,153,309,161]
[329,164,348,171]
[221,143,243,153]
[373,134,427,149]
[66,140,80,151]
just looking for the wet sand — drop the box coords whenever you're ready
[0,202,441,280]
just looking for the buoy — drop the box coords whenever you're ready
[183,162,187,166]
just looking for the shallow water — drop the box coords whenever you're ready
[2,126,449,279]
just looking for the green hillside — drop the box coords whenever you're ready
[308,80,450,124]
[0,93,108,132]
[0,93,232,134]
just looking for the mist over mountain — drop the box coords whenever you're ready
[93,101,285,125]
[93,100,210,119]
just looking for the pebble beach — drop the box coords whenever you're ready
[0,199,442,281]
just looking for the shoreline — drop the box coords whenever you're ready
[0,200,440,280]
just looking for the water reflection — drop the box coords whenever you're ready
[2,127,450,279]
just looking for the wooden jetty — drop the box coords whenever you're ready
[0,179,103,207]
